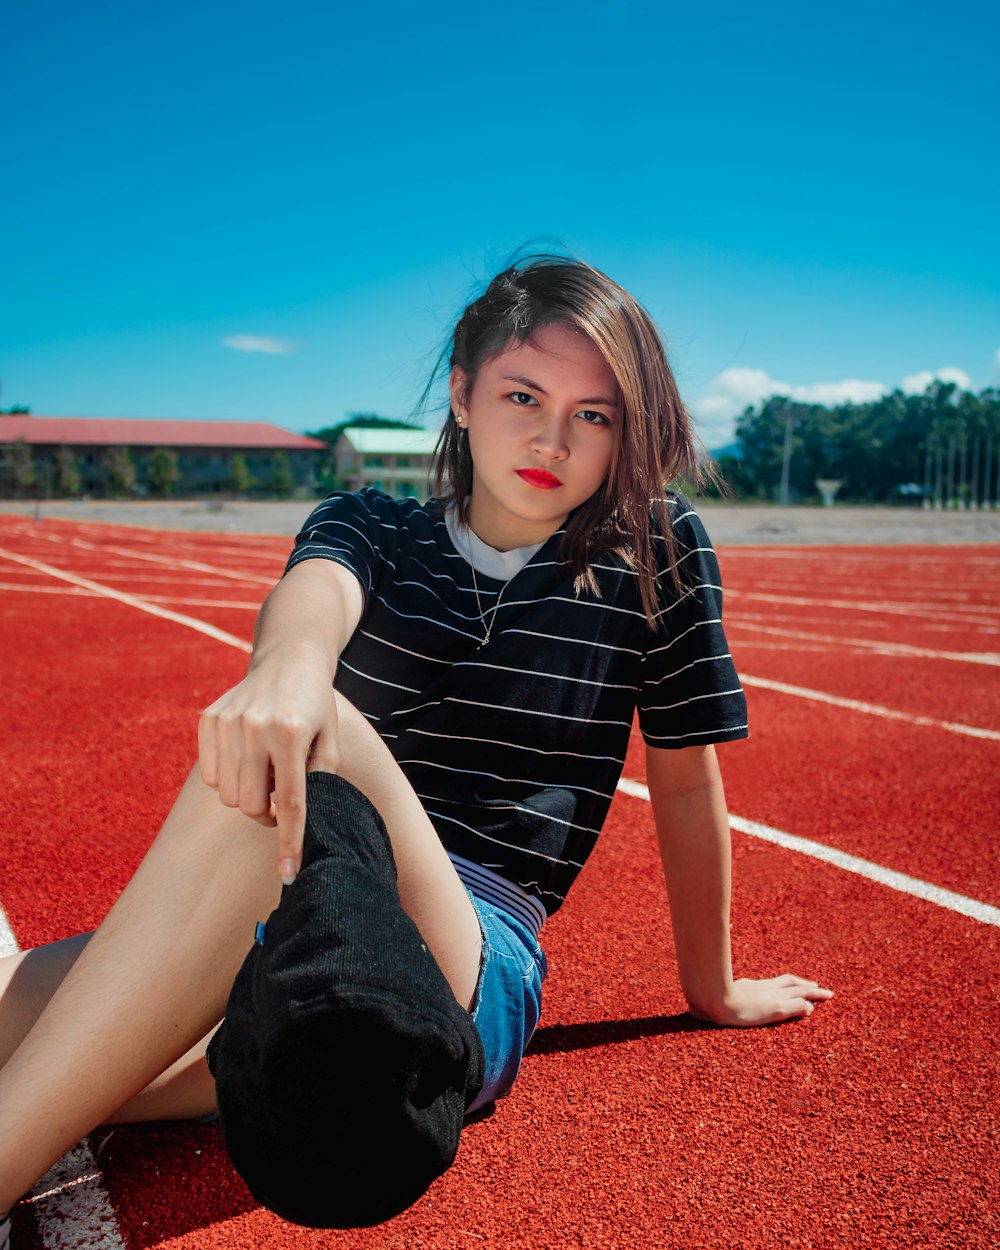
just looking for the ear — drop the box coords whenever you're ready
[449,366,469,425]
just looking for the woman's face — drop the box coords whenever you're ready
[449,322,622,551]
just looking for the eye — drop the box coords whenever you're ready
[509,391,538,406]
[577,410,610,426]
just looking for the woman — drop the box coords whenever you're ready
[0,256,831,1240]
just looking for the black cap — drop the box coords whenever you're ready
[207,772,485,1228]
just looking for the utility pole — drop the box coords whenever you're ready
[923,437,932,510]
[779,411,794,506]
[958,430,968,509]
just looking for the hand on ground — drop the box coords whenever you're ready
[689,975,834,1027]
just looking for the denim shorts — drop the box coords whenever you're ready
[464,892,547,1115]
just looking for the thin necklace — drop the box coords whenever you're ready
[462,532,514,647]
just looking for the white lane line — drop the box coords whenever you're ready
[728,608,999,639]
[62,534,277,586]
[732,640,845,655]
[0,583,90,596]
[739,673,1000,741]
[615,778,1000,927]
[18,525,276,587]
[110,594,259,611]
[0,547,252,653]
[27,1137,127,1249]
[734,585,1000,612]
[0,568,264,588]
[81,574,265,589]
[720,558,1000,583]
[729,620,1000,667]
[4,519,289,567]
[0,912,126,1247]
[0,581,262,610]
[720,548,1000,570]
[727,589,998,628]
[167,540,290,560]
[0,901,18,959]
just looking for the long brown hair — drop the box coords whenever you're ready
[429,255,711,625]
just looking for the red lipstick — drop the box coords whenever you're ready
[517,468,561,490]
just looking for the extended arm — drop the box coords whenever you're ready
[198,558,365,881]
[645,742,833,1026]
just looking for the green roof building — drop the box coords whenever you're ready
[334,426,440,500]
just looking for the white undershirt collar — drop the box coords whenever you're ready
[444,503,545,581]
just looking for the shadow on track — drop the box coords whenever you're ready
[524,1012,709,1057]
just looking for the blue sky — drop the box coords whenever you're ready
[4,0,997,449]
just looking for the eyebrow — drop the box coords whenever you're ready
[501,374,620,408]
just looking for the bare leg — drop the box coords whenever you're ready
[0,937,92,1072]
[0,691,481,1211]
[0,938,218,1124]
[106,1034,218,1123]
[0,769,279,1214]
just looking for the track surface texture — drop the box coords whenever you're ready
[0,509,997,1250]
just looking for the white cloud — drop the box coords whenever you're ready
[692,362,983,450]
[900,366,971,395]
[693,368,782,424]
[793,378,888,406]
[221,335,297,355]
[690,367,887,448]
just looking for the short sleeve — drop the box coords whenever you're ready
[637,499,749,748]
[283,489,395,599]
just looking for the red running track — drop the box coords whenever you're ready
[0,515,997,1249]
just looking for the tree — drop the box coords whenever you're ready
[267,450,294,497]
[227,453,254,494]
[53,446,81,497]
[727,379,1000,504]
[734,398,802,500]
[306,413,417,447]
[709,452,757,500]
[148,447,180,497]
[3,438,37,496]
[103,446,136,496]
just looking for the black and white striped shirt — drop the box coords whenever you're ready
[286,489,748,916]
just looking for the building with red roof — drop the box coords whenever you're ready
[0,415,330,497]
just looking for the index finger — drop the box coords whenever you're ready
[270,737,310,884]
[197,701,222,788]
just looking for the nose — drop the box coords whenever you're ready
[529,414,569,461]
